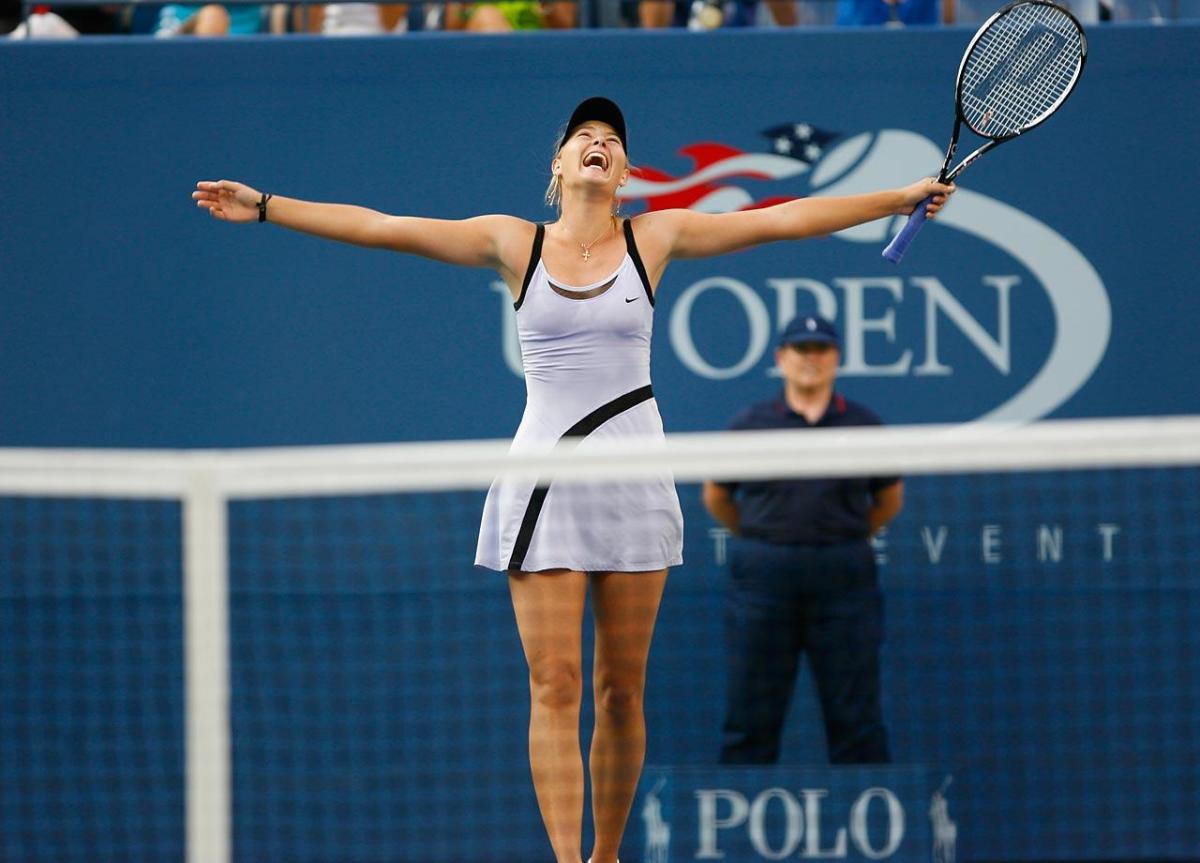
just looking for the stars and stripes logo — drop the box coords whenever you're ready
[619,123,839,214]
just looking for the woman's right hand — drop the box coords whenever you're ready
[192,180,262,223]
[897,177,955,218]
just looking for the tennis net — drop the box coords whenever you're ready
[1,416,1198,863]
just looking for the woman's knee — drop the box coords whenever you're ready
[595,675,644,719]
[529,660,582,710]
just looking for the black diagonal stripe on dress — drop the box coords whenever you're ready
[506,384,655,571]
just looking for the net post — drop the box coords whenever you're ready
[183,463,232,863]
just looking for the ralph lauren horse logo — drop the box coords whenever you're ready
[641,777,670,863]
[930,775,958,863]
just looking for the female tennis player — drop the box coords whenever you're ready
[193,96,952,863]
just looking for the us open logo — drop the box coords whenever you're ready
[494,124,1110,424]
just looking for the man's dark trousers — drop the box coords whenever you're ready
[719,536,889,764]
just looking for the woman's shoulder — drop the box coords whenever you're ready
[480,215,541,259]
[470,214,538,235]
[626,210,687,263]
[628,209,688,234]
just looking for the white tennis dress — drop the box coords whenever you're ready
[475,220,684,573]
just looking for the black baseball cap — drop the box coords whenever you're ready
[556,97,627,154]
[778,315,840,348]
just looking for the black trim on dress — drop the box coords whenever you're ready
[514,224,545,311]
[623,218,655,307]
[506,384,655,571]
[548,274,620,300]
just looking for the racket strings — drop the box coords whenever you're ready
[961,4,1083,137]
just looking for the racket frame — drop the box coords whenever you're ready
[942,0,1088,183]
[883,0,1087,263]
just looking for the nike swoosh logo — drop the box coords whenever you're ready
[625,297,640,303]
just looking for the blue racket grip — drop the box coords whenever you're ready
[881,193,935,264]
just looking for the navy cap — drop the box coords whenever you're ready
[778,315,840,348]
[556,97,627,154]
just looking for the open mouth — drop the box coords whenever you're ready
[583,151,609,171]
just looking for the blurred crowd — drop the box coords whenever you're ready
[0,0,1154,39]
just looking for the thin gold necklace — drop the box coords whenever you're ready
[568,218,614,262]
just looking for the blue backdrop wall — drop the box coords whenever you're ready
[2,25,1198,863]
[2,27,1199,446]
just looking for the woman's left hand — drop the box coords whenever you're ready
[899,177,956,218]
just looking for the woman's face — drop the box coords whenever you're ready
[554,121,629,196]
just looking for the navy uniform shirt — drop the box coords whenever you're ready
[718,392,900,545]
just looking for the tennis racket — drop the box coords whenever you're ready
[882,0,1087,264]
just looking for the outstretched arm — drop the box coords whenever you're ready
[636,177,955,262]
[192,179,526,271]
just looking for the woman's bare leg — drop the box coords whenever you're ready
[588,569,668,863]
[509,569,589,863]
